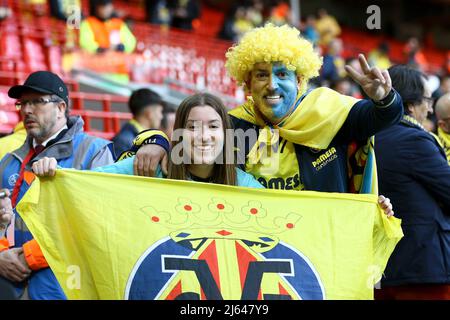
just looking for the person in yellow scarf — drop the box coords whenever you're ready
[374,65,450,300]
[436,93,450,164]
[128,24,402,199]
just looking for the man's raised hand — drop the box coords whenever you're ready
[345,54,392,102]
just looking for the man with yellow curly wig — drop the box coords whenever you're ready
[126,24,402,197]
[220,23,402,194]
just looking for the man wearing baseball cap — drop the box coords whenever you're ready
[0,71,115,299]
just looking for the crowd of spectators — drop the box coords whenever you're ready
[0,1,449,300]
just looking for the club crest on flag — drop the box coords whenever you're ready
[16,170,403,300]
[124,198,325,300]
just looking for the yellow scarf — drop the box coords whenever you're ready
[438,127,450,164]
[229,87,378,194]
[129,119,145,134]
[402,115,448,162]
[229,87,359,150]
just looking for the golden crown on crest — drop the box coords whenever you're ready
[140,197,302,236]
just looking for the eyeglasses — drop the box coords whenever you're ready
[15,98,60,110]
[422,96,435,107]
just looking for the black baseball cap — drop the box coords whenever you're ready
[8,71,69,105]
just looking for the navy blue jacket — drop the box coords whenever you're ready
[112,121,140,157]
[231,90,404,193]
[375,116,450,286]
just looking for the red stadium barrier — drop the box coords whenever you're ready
[70,92,130,138]
[0,7,241,103]
[0,110,19,134]
[0,85,19,134]
[0,85,19,113]
[0,14,67,74]
[70,91,129,110]
[130,23,242,105]
[71,109,132,140]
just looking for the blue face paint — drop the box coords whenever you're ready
[250,62,299,124]
[270,63,298,120]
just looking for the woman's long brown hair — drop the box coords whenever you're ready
[168,93,237,186]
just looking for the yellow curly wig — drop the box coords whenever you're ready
[225,23,323,95]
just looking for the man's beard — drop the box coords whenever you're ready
[254,98,278,124]
[29,118,56,142]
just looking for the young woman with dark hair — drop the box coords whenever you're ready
[31,93,262,188]
[166,93,238,185]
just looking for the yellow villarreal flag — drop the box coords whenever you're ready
[17,170,403,300]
